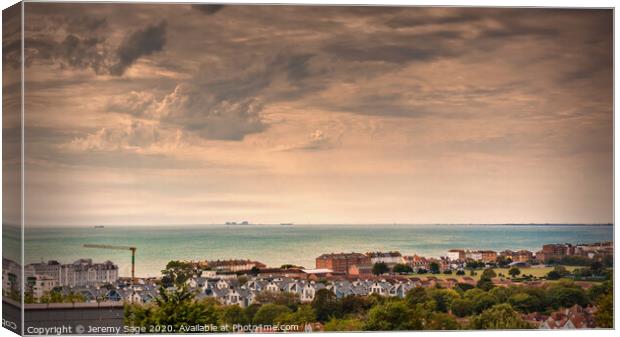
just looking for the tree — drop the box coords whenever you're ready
[429,262,441,274]
[464,288,497,313]
[237,275,248,286]
[405,287,429,306]
[481,268,497,280]
[508,293,541,313]
[253,304,291,325]
[219,305,249,325]
[324,318,364,331]
[489,286,517,303]
[496,255,512,268]
[508,267,521,278]
[454,283,474,293]
[450,298,475,317]
[311,288,340,321]
[340,295,372,315]
[427,312,459,330]
[372,262,389,275]
[469,304,532,329]
[594,293,613,328]
[476,277,495,291]
[392,263,413,274]
[161,261,198,287]
[546,265,569,280]
[244,303,261,323]
[255,290,300,309]
[588,281,612,302]
[590,260,604,275]
[125,285,219,331]
[426,288,460,313]
[275,304,316,326]
[546,282,588,309]
[249,266,261,276]
[364,300,426,331]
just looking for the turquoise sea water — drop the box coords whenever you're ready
[14,224,614,277]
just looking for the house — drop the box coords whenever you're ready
[369,280,391,296]
[403,255,429,271]
[389,282,414,298]
[299,282,325,302]
[304,323,325,332]
[540,305,596,329]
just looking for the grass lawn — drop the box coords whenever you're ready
[408,266,581,282]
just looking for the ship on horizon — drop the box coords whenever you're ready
[225,221,250,226]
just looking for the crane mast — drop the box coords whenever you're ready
[83,244,137,285]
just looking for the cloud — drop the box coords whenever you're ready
[66,120,184,153]
[191,4,225,15]
[106,84,267,141]
[110,21,167,76]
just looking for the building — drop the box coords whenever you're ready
[403,255,430,271]
[59,259,119,287]
[316,253,371,274]
[446,249,465,261]
[480,250,498,263]
[26,275,57,301]
[513,250,533,263]
[2,258,22,295]
[537,243,575,261]
[348,264,373,278]
[465,250,483,261]
[365,251,403,265]
[540,305,596,329]
[23,259,118,288]
[25,260,62,283]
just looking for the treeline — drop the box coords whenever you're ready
[124,269,613,331]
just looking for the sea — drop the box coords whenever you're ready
[3,224,614,278]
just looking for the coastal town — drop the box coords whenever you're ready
[2,240,613,331]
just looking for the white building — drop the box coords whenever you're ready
[59,259,119,286]
[366,252,404,265]
[28,275,57,301]
[465,250,483,261]
[446,250,465,261]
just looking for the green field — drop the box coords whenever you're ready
[409,266,581,281]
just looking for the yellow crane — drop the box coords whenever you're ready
[83,244,137,284]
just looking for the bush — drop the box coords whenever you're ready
[469,304,532,329]
[364,300,426,331]
[253,304,291,325]
[324,318,364,331]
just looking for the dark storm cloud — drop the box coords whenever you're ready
[110,21,167,76]
[286,54,314,82]
[16,9,167,76]
[323,29,462,65]
[385,11,482,28]
[191,4,225,15]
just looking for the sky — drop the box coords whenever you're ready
[4,4,613,226]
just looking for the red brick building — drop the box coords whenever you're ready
[315,252,371,274]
